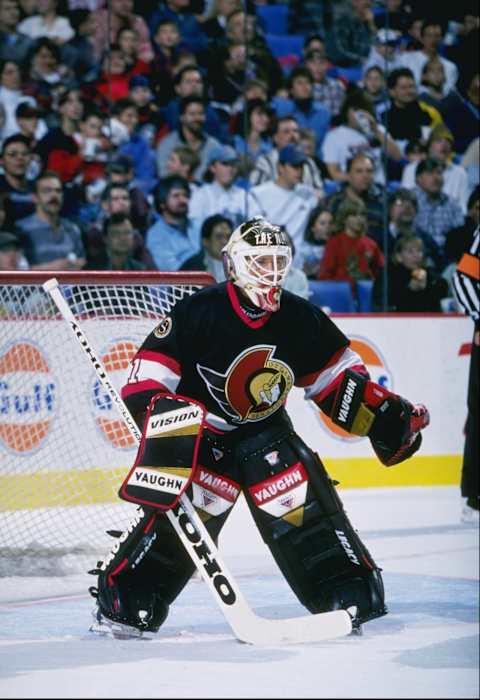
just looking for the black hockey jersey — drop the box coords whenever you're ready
[121,281,365,431]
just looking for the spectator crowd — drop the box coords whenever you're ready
[0,0,478,313]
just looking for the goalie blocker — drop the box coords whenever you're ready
[327,369,430,466]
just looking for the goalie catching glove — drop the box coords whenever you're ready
[329,369,430,466]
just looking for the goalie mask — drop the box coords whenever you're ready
[222,218,293,312]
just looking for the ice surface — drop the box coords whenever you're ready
[0,486,478,699]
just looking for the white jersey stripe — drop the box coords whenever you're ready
[128,357,181,393]
[303,347,364,400]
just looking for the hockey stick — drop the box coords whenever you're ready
[43,277,353,645]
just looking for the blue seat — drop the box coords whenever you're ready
[326,65,363,84]
[356,280,374,312]
[386,180,401,193]
[256,4,289,35]
[323,180,342,197]
[308,280,356,313]
[265,33,304,61]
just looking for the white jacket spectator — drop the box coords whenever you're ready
[401,124,470,213]
[399,19,458,93]
[321,88,401,186]
[322,123,392,186]
[249,115,324,196]
[188,145,257,229]
[249,145,318,264]
[17,0,74,44]
[402,160,469,214]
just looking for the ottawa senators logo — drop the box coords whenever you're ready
[197,345,293,423]
[153,317,172,339]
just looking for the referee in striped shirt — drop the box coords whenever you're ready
[453,226,479,522]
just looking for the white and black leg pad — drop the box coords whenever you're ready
[90,427,240,633]
[89,495,235,631]
[89,506,210,633]
[89,508,179,632]
[238,426,387,625]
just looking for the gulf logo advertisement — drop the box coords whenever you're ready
[0,340,56,454]
[90,339,138,449]
[0,337,140,456]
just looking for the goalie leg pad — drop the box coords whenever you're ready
[237,422,387,625]
[91,424,241,633]
[90,503,232,633]
[90,508,176,633]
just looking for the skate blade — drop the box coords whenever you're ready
[346,605,363,636]
[89,610,154,640]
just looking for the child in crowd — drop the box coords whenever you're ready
[373,234,449,312]
[91,45,130,106]
[128,75,168,146]
[149,19,182,106]
[166,144,201,188]
[117,26,151,79]
[74,106,111,185]
[361,65,389,119]
[318,199,384,294]
[299,204,334,279]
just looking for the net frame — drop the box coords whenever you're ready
[0,271,215,575]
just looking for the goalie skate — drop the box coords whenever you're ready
[89,603,155,640]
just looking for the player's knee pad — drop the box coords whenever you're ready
[238,425,387,625]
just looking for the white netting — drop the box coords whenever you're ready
[0,271,214,575]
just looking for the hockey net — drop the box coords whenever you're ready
[0,271,215,576]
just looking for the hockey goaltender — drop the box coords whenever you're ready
[88,217,430,640]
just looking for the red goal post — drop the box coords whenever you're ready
[0,271,215,574]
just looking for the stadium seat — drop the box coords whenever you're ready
[323,180,342,197]
[356,280,374,312]
[387,181,402,193]
[265,33,304,62]
[256,4,289,35]
[308,280,356,312]
[327,65,363,84]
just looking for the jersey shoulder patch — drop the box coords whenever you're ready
[153,316,173,338]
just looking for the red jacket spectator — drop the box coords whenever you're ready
[318,200,384,292]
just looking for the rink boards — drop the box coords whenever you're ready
[0,314,472,509]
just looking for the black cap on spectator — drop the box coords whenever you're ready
[69,9,91,32]
[16,102,41,119]
[416,158,445,177]
[129,75,150,91]
[107,154,134,174]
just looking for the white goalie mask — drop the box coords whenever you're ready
[222,218,293,312]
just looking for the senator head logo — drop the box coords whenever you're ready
[91,340,138,448]
[318,336,392,441]
[0,341,56,454]
[198,345,293,422]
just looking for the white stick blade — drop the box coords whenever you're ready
[235,608,353,646]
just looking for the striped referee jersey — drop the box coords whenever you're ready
[453,226,480,326]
